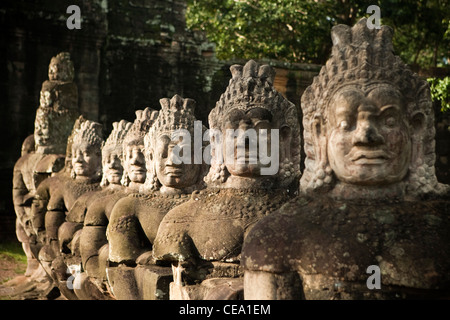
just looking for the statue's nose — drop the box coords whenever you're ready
[352,119,384,146]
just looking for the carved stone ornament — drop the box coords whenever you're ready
[29,116,104,300]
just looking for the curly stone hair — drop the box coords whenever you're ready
[70,117,104,179]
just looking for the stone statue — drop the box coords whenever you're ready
[106,95,208,300]
[5,52,79,299]
[71,108,157,299]
[152,60,301,299]
[242,19,450,300]
[30,116,103,299]
[49,119,131,300]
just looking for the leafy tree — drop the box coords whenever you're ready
[380,0,450,68]
[186,0,450,67]
[428,77,450,112]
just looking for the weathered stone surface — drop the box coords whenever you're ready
[243,194,450,299]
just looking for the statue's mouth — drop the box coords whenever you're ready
[234,148,259,164]
[349,149,389,164]
[165,167,184,177]
[107,169,122,176]
[130,166,146,175]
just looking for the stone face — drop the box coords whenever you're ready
[299,19,447,200]
[242,18,450,300]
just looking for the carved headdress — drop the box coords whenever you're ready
[122,107,159,147]
[48,52,75,82]
[100,120,132,187]
[206,60,301,187]
[143,94,208,191]
[300,18,444,197]
[34,105,78,154]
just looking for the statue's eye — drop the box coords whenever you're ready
[385,116,396,127]
[339,120,348,130]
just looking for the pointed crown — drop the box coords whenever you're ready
[145,95,199,150]
[209,60,297,131]
[103,119,132,158]
[71,118,104,152]
[123,107,159,147]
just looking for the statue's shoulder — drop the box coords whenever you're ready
[242,196,311,273]
[34,154,65,174]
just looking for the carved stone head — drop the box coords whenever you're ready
[121,108,158,187]
[143,95,208,194]
[300,18,445,199]
[34,106,78,155]
[70,118,104,180]
[48,52,75,82]
[100,120,132,187]
[205,60,301,189]
[34,53,79,155]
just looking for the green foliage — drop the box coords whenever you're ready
[186,0,366,64]
[186,0,450,67]
[380,0,450,68]
[427,77,450,113]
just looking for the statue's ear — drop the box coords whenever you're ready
[311,114,326,147]
[149,150,153,162]
[410,111,425,135]
[311,115,328,166]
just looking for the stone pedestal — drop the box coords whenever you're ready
[107,264,173,300]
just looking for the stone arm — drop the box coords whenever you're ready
[107,196,144,265]
[243,270,303,300]
[80,197,109,275]
[31,178,66,244]
[12,167,33,235]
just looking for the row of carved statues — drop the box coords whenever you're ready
[4,18,450,300]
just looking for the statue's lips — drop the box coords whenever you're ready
[129,166,145,174]
[73,162,86,169]
[164,167,183,177]
[234,149,259,164]
[107,169,122,176]
[349,150,389,164]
